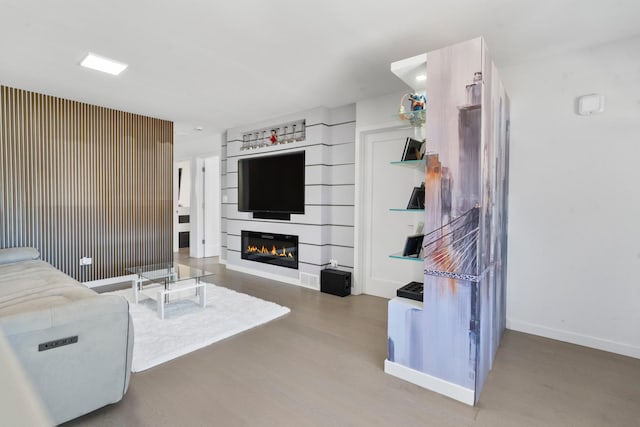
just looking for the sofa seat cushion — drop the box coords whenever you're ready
[0,260,96,317]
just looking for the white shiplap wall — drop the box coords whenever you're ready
[220,105,355,289]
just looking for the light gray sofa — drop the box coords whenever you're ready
[0,331,52,426]
[0,247,133,425]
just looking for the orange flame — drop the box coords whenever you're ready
[247,245,272,254]
[246,244,294,259]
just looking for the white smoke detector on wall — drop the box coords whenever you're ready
[576,94,605,116]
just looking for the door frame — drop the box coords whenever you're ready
[354,122,412,295]
[189,155,221,258]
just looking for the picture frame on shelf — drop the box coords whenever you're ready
[401,137,426,161]
[402,234,424,258]
[406,184,425,209]
[400,137,410,161]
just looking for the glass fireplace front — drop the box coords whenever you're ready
[241,231,298,270]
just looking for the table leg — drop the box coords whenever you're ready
[199,282,207,308]
[158,290,165,320]
[133,277,142,304]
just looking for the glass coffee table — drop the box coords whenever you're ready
[126,262,214,320]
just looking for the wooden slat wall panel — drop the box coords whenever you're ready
[0,86,173,281]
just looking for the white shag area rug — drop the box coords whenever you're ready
[107,283,290,372]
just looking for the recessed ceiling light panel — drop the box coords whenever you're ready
[415,74,427,81]
[80,52,128,76]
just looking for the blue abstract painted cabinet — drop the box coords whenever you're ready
[385,37,510,405]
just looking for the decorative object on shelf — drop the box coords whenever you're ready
[464,71,482,106]
[406,184,425,209]
[397,281,424,301]
[409,92,426,111]
[397,109,426,127]
[402,234,424,258]
[398,92,427,127]
[241,119,305,150]
[401,137,426,161]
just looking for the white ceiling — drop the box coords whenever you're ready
[1,0,639,135]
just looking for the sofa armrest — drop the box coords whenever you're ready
[0,247,40,265]
[0,332,52,426]
[0,294,128,335]
[0,294,133,424]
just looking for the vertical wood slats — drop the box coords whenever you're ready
[0,86,173,282]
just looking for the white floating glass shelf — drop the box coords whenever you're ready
[393,109,426,127]
[240,119,305,151]
[389,253,423,262]
[390,159,425,169]
[389,208,425,212]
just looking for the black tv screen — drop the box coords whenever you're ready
[238,151,305,214]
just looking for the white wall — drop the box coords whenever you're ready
[501,36,640,358]
[174,133,222,161]
[356,91,406,128]
[174,132,223,255]
[221,105,356,288]
[355,38,640,359]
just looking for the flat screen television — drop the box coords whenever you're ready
[238,151,305,216]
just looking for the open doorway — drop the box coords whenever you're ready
[173,156,221,259]
[175,160,192,255]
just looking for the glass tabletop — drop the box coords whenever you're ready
[126,262,214,285]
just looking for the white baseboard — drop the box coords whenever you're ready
[384,360,475,405]
[225,264,312,289]
[507,319,640,359]
[83,274,136,289]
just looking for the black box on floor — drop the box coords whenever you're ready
[320,269,351,297]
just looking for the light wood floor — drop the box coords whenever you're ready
[66,255,640,426]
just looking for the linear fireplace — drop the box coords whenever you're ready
[241,231,299,270]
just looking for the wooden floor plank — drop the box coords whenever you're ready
[65,254,640,426]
